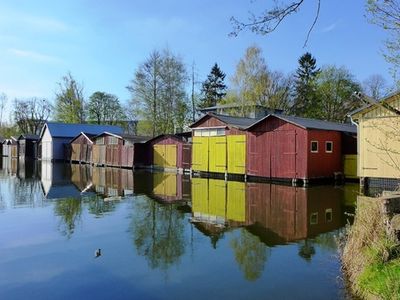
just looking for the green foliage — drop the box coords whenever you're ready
[231,46,269,111]
[54,73,85,124]
[367,0,400,80]
[127,48,189,136]
[315,66,361,122]
[292,52,320,118]
[199,63,227,108]
[358,259,400,298]
[54,197,82,238]
[87,91,126,125]
[230,228,269,281]
[0,124,20,138]
[130,197,186,271]
[230,45,293,116]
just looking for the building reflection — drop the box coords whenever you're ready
[191,178,348,247]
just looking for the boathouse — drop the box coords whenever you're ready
[39,122,123,161]
[245,114,357,182]
[190,113,255,175]
[17,134,39,160]
[10,137,18,158]
[145,133,192,172]
[69,132,96,164]
[350,91,400,193]
[2,139,10,157]
[92,132,149,168]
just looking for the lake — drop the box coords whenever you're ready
[0,158,357,299]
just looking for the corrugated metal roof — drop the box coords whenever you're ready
[18,134,40,140]
[42,122,123,139]
[211,113,260,129]
[190,112,260,129]
[120,134,151,144]
[247,114,357,133]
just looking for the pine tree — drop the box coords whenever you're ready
[199,63,227,108]
[292,52,320,117]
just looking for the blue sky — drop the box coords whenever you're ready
[0,0,392,119]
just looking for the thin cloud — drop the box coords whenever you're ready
[8,48,61,63]
[320,21,340,33]
[0,8,71,33]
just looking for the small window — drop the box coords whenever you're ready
[325,209,333,222]
[216,128,226,136]
[325,141,333,153]
[109,136,118,145]
[193,130,202,137]
[311,141,318,153]
[310,212,318,225]
[97,137,104,145]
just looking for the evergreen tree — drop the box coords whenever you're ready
[292,52,320,117]
[199,63,227,108]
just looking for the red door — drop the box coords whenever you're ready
[272,131,297,179]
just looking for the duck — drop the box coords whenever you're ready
[95,248,101,258]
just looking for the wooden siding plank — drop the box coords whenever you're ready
[226,181,245,222]
[343,154,358,179]
[209,136,226,173]
[165,144,177,167]
[192,137,209,172]
[227,135,246,174]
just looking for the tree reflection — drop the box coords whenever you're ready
[86,195,116,217]
[130,197,186,271]
[298,239,316,262]
[230,228,270,281]
[54,198,82,238]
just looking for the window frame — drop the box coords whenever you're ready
[310,141,318,153]
[325,141,333,153]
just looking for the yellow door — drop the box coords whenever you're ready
[153,173,177,196]
[192,137,209,172]
[153,144,164,167]
[226,181,246,222]
[343,154,357,179]
[165,145,177,167]
[191,177,209,215]
[227,135,246,174]
[209,136,226,173]
[208,179,226,218]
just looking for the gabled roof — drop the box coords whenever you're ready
[17,134,40,141]
[350,90,400,117]
[40,122,123,139]
[246,114,357,133]
[94,132,151,144]
[190,112,260,130]
[145,134,189,144]
[69,132,97,144]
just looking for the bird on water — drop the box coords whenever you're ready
[95,249,101,258]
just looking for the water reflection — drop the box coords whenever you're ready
[0,160,357,294]
[130,197,186,271]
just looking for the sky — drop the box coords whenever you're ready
[0,0,393,120]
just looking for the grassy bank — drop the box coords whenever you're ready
[342,197,400,299]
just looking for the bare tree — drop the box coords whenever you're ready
[367,0,400,77]
[13,98,53,134]
[230,0,321,47]
[0,93,7,126]
[362,74,389,100]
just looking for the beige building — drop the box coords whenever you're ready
[351,92,400,189]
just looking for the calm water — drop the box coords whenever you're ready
[0,158,357,300]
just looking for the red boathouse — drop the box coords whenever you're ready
[246,114,357,182]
